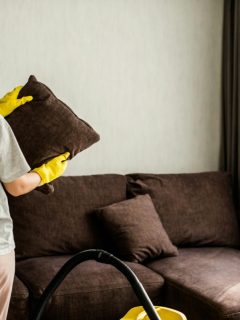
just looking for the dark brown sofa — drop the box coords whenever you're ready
[6,172,240,320]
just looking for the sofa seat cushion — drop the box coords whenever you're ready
[7,276,29,320]
[16,255,164,320]
[146,247,240,320]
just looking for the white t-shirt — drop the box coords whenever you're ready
[0,115,31,255]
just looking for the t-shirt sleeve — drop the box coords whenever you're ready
[0,115,31,183]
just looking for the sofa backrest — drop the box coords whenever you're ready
[8,174,127,260]
[126,171,240,247]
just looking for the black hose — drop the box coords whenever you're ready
[30,249,161,320]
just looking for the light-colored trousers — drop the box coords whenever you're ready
[0,250,15,320]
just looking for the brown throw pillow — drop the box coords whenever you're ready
[126,172,240,247]
[94,194,178,263]
[6,75,100,194]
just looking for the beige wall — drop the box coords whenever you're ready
[0,0,223,175]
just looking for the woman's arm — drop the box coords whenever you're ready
[3,152,70,197]
[3,171,41,197]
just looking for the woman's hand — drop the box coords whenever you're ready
[32,152,70,186]
[0,86,33,117]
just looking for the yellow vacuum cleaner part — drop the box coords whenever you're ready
[120,306,187,320]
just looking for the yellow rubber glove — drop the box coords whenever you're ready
[33,152,70,186]
[0,85,33,117]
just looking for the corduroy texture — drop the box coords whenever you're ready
[8,174,127,259]
[126,172,240,247]
[7,276,29,320]
[16,255,164,320]
[94,194,178,262]
[6,75,100,194]
[146,247,240,320]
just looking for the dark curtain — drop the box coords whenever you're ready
[221,0,240,206]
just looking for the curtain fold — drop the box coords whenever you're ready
[221,0,240,205]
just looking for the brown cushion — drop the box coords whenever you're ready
[94,194,178,262]
[6,75,100,194]
[8,174,127,259]
[126,172,240,247]
[16,255,164,320]
[7,276,29,320]
[146,247,240,320]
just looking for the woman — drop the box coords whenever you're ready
[0,86,69,319]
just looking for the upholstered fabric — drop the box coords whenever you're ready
[7,276,29,320]
[126,172,240,247]
[8,172,240,320]
[94,194,178,262]
[146,247,240,320]
[8,175,127,259]
[16,255,164,320]
[6,75,100,194]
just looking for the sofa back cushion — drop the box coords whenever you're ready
[126,172,240,247]
[8,174,127,259]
